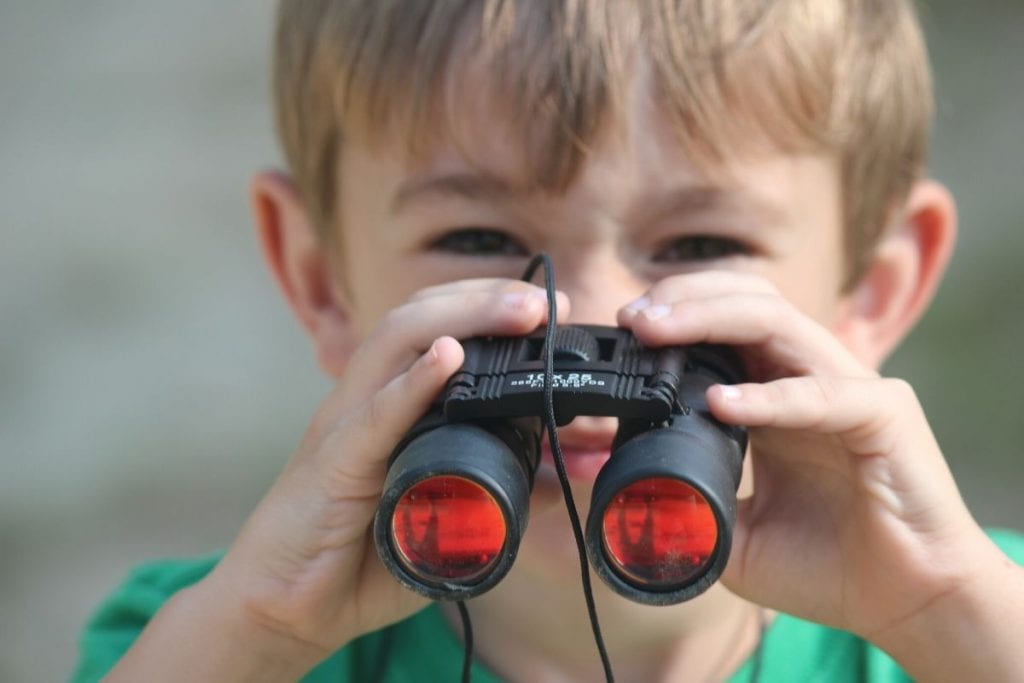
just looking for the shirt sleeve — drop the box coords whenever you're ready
[69,553,221,683]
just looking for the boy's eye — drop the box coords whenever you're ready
[652,236,751,263]
[429,228,529,257]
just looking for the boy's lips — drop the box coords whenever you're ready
[540,437,613,482]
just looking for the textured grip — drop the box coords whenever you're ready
[546,326,600,362]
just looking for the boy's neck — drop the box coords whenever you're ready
[440,586,764,682]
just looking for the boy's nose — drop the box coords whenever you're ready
[551,251,647,326]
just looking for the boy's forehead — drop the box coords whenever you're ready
[350,22,815,205]
[371,53,773,203]
[360,81,836,242]
[333,0,884,211]
[333,2,850,238]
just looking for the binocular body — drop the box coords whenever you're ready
[373,325,747,605]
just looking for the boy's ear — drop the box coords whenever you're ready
[250,170,357,378]
[834,179,958,369]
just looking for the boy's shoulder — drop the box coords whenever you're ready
[69,551,497,682]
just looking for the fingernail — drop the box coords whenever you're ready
[717,385,743,401]
[426,338,441,364]
[624,296,651,314]
[641,304,672,321]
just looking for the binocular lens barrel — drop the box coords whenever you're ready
[390,475,507,583]
[600,477,718,588]
[586,421,742,605]
[374,423,533,600]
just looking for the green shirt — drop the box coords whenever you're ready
[71,529,1024,682]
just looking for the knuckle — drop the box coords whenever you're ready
[762,294,795,323]
[748,295,785,334]
[748,274,781,297]
[357,388,393,438]
[716,270,777,296]
[499,281,546,304]
[365,391,389,428]
[302,382,360,448]
[808,376,840,406]
[881,377,916,401]
[496,279,532,294]
[796,376,839,428]
[374,304,409,338]
[645,277,674,301]
[406,287,436,304]
[408,277,489,302]
[880,377,920,416]
[710,270,779,295]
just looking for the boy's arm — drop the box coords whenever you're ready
[871,537,1024,682]
[621,270,1024,680]
[99,279,567,682]
[101,576,328,682]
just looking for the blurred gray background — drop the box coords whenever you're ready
[1,2,1021,681]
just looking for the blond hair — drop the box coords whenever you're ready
[273,0,932,289]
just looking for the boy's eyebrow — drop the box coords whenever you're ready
[391,172,788,228]
[391,172,522,214]
[628,185,789,229]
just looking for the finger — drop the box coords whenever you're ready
[337,282,571,410]
[706,376,931,459]
[312,336,467,494]
[618,270,780,323]
[625,291,868,378]
[709,375,967,546]
[409,277,567,304]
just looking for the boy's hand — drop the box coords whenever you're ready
[619,271,1021,675]
[191,279,569,670]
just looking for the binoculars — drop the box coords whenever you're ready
[373,325,747,605]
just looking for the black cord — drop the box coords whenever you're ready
[450,255,614,683]
[456,600,473,683]
[521,253,616,683]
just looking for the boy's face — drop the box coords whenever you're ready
[326,68,856,584]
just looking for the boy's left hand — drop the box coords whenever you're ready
[618,271,1023,677]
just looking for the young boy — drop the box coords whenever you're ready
[73,1,1024,681]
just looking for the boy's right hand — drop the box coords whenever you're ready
[191,279,568,670]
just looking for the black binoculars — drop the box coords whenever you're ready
[373,325,747,605]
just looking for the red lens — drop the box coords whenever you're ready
[391,476,507,582]
[601,478,718,588]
